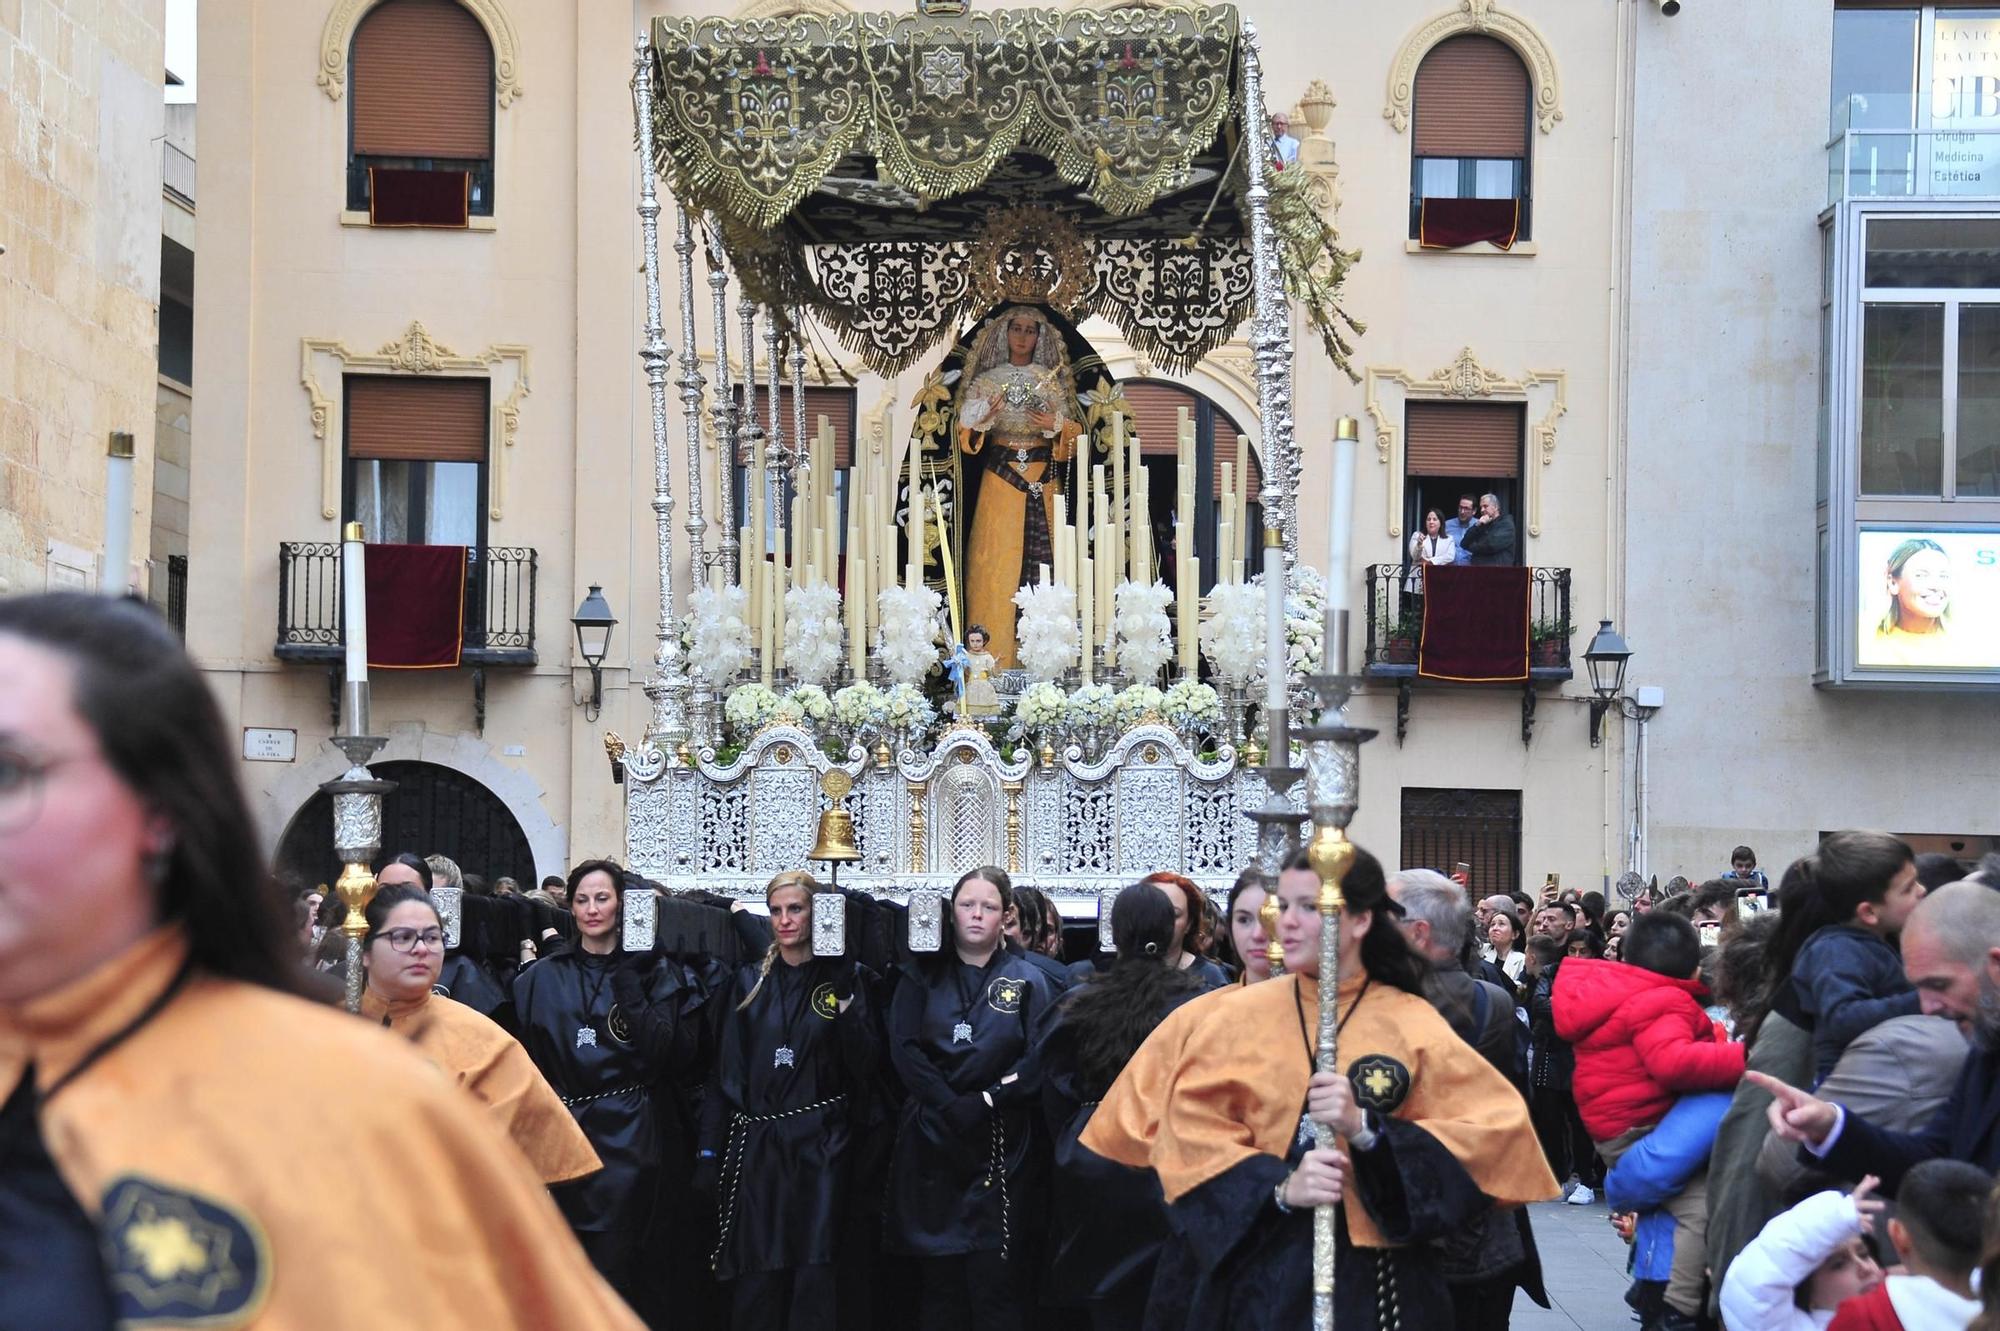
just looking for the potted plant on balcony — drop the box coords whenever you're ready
[1382,609,1422,665]
[1529,615,1572,668]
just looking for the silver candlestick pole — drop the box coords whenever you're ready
[325,732,394,1013]
[707,222,739,584]
[633,33,689,744]
[675,205,709,573]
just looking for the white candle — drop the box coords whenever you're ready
[749,438,767,626]
[1234,434,1251,566]
[1217,517,1234,584]
[906,437,922,591]
[1264,528,1286,710]
[342,523,368,685]
[1327,419,1359,613]
[761,562,775,686]
[773,526,789,672]
[1080,553,1095,682]
[1111,414,1128,584]
[846,512,865,678]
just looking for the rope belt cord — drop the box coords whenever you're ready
[560,1084,645,1108]
[709,1094,848,1271]
[988,1110,1011,1263]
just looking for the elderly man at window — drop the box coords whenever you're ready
[1457,493,1519,566]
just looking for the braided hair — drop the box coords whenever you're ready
[739,870,823,1011]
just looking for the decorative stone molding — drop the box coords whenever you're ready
[300,321,530,523]
[1363,347,1566,539]
[1384,0,1563,136]
[1291,80,1341,227]
[319,0,523,107]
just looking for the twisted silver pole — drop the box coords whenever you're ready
[789,315,809,496]
[1239,23,1298,565]
[633,33,688,743]
[764,317,784,474]
[675,205,709,570]
[709,222,739,582]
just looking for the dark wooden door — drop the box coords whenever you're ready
[277,760,535,891]
[1399,786,1522,897]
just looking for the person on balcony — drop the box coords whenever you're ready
[1458,494,1519,567]
[1404,508,1458,613]
[1444,495,1479,566]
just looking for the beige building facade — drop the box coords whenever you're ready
[0,0,167,597]
[187,0,1991,902]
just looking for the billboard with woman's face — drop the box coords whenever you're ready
[1856,529,2000,670]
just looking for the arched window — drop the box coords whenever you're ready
[1410,35,1532,248]
[1122,380,1262,591]
[347,0,495,225]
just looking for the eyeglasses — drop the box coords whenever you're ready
[0,747,95,835]
[372,927,444,953]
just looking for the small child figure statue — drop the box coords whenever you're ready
[955,625,1000,718]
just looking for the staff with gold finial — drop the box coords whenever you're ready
[325,521,396,1012]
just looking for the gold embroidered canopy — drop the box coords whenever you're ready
[643,3,1357,377]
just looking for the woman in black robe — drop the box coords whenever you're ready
[1039,881,1203,1330]
[885,868,1062,1331]
[697,871,880,1330]
[512,858,721,1323]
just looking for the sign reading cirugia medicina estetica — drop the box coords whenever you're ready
[1932,15,2000,192]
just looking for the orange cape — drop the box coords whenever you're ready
[362,985,601,1186]
[0,929,643,1330]
[1152,971,1558,1248]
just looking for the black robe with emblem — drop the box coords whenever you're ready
[512,948,719,1237]
[436,951,514,1029]
[883,949,1058,1257]
[699,955,881,1281]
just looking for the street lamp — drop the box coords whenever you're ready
[571,584,618,721]
[1583,618,1632,747]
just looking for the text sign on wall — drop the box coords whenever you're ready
[242,727,298,763]
[1932,16,2000,192]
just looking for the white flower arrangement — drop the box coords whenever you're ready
[722,682,782,738]
[1112,683,1165,729]
[769,693,805,726]
[831,681,886,730]
[1012,580,1080,682]
[687,583,753,686]
[1015,681,1069,730]
[877,583,944,688]
[1162,679,1222,729]
[1113,580,1174,683]
[1067,682,1116,727]
[782,579,845,688]
[881,681,936,734]
[788,684,833,724]
[1199,582,1265,683]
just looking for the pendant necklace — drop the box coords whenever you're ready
[770,959,812,1070]
[576,953,613,1050]
[1294,975,1370,1147]
[950,954,991,1045]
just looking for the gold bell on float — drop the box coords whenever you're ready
[810,770,861,864]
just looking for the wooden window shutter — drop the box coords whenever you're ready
[741,387,855,468]
[351,0,494,160]
[1413,36,1529,159]
[347,376,489,462]
[1210,432,1261,504]
[1405,401,1522,478]
[1124,381,1195,457]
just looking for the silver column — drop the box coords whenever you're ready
[709,222,739,583]
[675,205,709,571]
[1239,22,1299,563]
[633,33,689,743]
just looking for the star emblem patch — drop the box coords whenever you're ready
[812,983,840,1020]
[917,47,971,100]
[986,978,1024,1014]
[1347,1054,1411,1115]
[100,1175,267,1325]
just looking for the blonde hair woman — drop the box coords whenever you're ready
[696,870,879,1330]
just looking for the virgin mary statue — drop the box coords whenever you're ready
[955,306,1083,666]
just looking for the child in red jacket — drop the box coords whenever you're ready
[1553,912,1745,1328]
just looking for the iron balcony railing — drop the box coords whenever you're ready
[1361,562,1572,680]
[275,543,537,667]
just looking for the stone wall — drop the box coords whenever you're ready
[0,0,165,594]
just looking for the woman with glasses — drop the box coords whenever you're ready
[511,857,725,1322]
[0,593,641,1329]
[359,882,599,1186]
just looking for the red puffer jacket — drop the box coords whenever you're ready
[1552,957,1746,1142]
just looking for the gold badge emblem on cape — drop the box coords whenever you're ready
[1347,1054,1411,1115]
[987,976,1025,1014]
[812,982,840,1020]
[605,1003,633,1045]
[99,1174,269,1326]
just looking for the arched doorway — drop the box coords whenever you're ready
[276,760,534,891]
